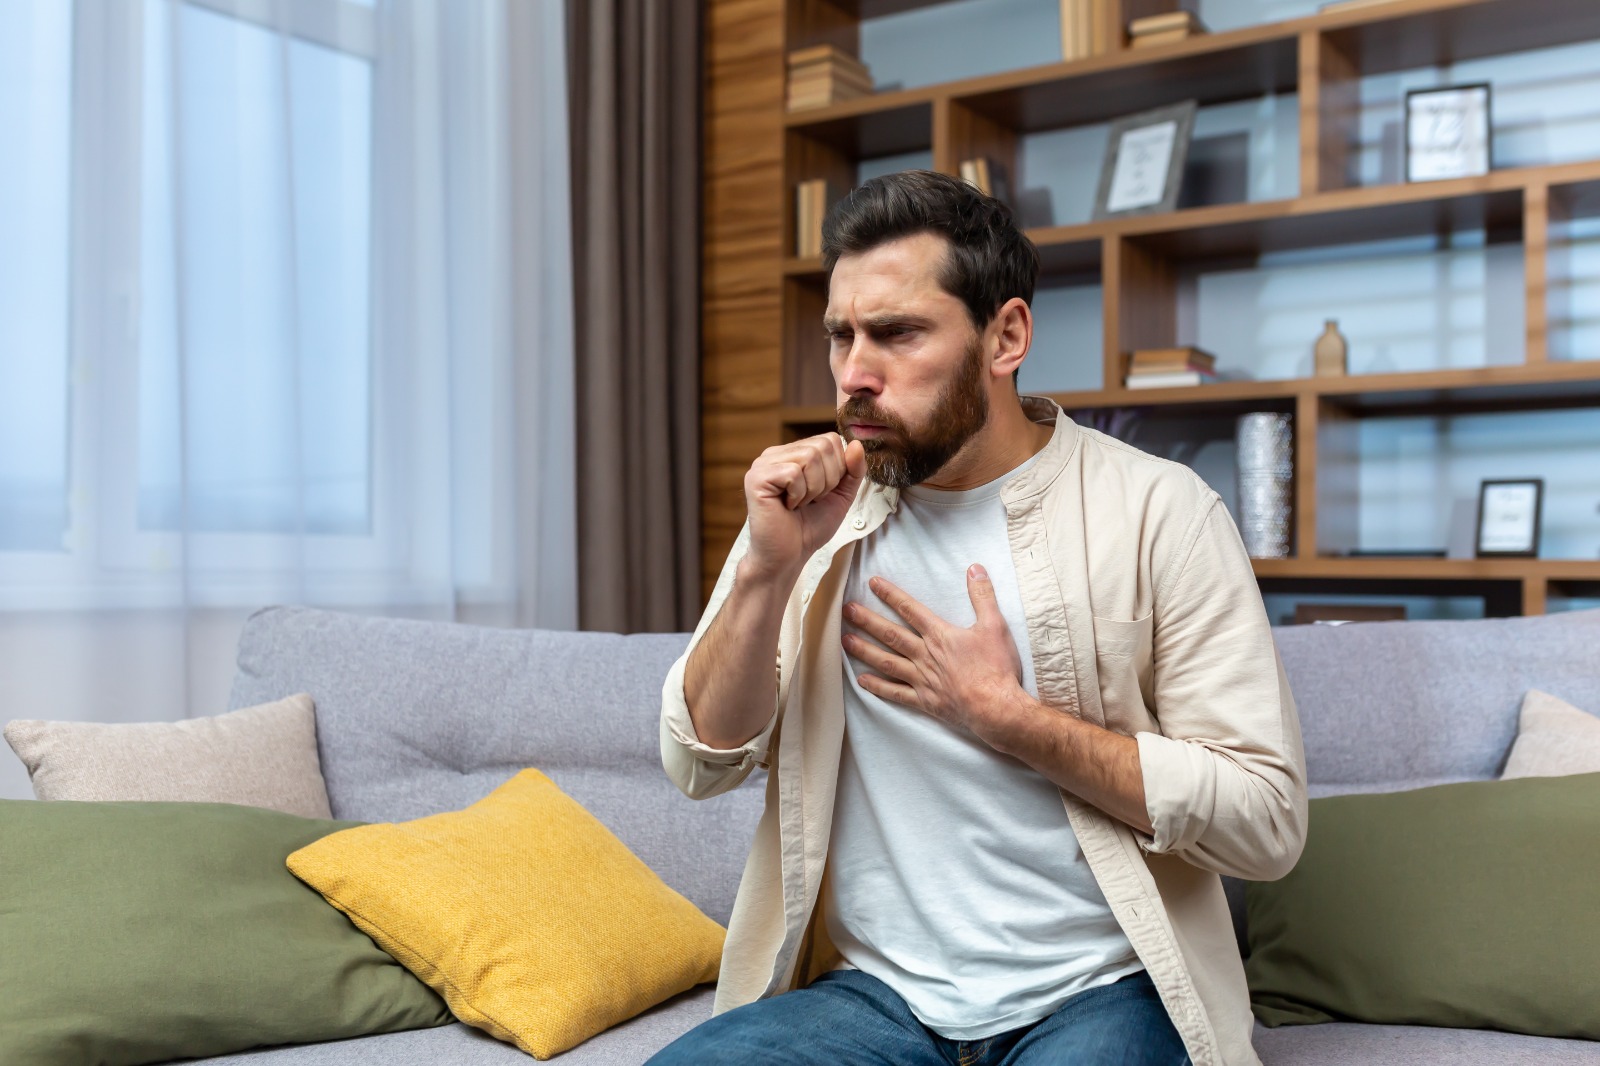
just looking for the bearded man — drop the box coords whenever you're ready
[650,169,1307,1066]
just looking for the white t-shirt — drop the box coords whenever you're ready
[823,448,1145,1040]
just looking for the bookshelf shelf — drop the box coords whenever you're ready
[778,361,1600,424]
[700,0,1600,614]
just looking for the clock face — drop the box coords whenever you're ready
[1407,87,1490,182]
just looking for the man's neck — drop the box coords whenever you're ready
[918,403,1053,492]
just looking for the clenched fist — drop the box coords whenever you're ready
[743,432,867,583]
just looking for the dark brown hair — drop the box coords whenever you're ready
[821,168,1041,337]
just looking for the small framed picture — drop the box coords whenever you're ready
[1405,83,1492,183]
[1092,100,1197,220]
[1475,478,1542,558]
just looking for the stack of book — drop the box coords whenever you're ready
[787,45,873,112]
[794,179,837,258]
[1059,0,1105,61]
[1127,9,1207,48]
[1124,346,1220,389]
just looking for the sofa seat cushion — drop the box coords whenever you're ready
[1253,1021,1600,1064]
[174,986,716,1065]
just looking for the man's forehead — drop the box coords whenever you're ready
[825,236,957,322]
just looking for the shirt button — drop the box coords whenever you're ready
[852,515,866,530]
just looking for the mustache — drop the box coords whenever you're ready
[837,399,904,432]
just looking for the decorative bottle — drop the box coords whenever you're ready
[1314,319,1347,377]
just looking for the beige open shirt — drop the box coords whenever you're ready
[660,395,1308,1066]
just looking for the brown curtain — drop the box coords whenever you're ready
[566,0,703,634]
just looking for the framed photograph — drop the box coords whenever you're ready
[1475,478,1542,558]
[1093,100,1197,220]
[1405,83,1492,183]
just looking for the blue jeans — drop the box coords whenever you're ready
[645,967,1191,1066]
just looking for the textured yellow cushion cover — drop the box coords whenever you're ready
[286,769,724,1059]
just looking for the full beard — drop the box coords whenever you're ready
[835,336,990,490]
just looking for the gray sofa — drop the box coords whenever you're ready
[181,604,1600,1066]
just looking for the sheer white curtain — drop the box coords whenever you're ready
[0,0,576,800]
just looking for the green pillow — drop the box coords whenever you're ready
[0,798,453,1066]
[1245,772,1600,1038]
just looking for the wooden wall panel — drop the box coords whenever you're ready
[702,0,787,604]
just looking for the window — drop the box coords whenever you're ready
[1,0,393,606]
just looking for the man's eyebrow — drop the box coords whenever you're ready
[821,312,935,332]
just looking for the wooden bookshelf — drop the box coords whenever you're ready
[701,0,1600,614]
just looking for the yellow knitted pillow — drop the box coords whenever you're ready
[285,769,724,1060]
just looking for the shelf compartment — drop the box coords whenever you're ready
[1313,361,1600,416]
[1547,177,1600,364]
[1256,558,1600,580]
[1254,573,1529,618]
[1034,361,1600,412]
[1319,0,1600,79]
[1021,160,1600,267]
[785,93,935,157]
[952,31,1298,134]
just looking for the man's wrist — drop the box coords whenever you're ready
[978,686,1048,758]
[735,554,802,594]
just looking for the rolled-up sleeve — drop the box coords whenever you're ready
[1132,495,1309,882]
[660,520,782,800]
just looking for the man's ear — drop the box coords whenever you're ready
[988,297,1033,380]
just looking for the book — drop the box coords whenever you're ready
[794,179,834,259]
[957,157,1012,205]
[1128,10,1207,36]
[786,44,870,73]
[788,77,872,112]
[1128,346,1216,371]
[1060,0,1096,60]
[1124,369,1221,388]
[786,48,874,111]
[789,66,874,93]
[1130,27,1198,48]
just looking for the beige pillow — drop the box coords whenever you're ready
[1500,689,1600,780]
[3,694,333,817]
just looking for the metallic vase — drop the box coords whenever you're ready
[1236,412,1293,559]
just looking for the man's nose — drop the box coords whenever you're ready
[835,338,883,395]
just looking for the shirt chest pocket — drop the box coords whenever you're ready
[1090,611,1154,723]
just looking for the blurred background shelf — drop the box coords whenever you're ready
[701,0,1600,617]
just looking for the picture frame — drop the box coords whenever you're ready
[1092,100,1198,220]
[1405,82,1492,183]
[1475,478,1543,558]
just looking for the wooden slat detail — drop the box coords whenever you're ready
[1299,29,1360,195]
[1524,182,1551,365]
[1293,391,1320,559]
[703,0,787,605]
[1522,575,1548,616]
[1313,396,1360,559]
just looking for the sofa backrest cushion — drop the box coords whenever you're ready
[228,607,760,926]
[1270,607,1600,797]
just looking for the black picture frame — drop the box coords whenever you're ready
[1404,82,1493,183]
[1092,100,1198,221]
[1475,478,1543,558]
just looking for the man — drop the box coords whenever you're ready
[650,170,1307,1066]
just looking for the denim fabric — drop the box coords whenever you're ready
[644,968,1191,1066]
